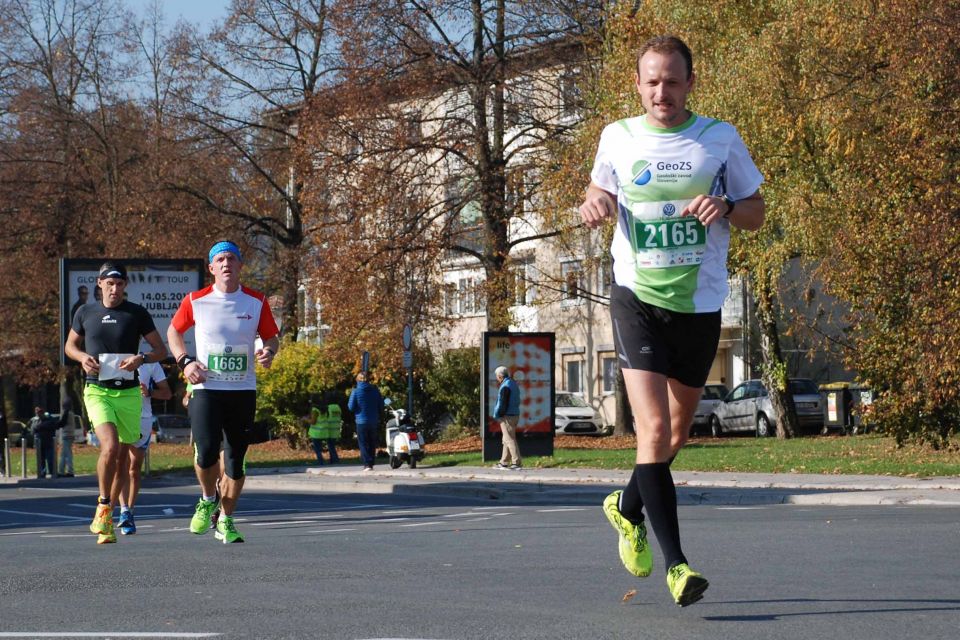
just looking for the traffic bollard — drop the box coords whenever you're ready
[21,440,27,479]
[3,438,9,477]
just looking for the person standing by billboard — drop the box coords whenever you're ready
[492,366,522,470]
[64,262,168,544]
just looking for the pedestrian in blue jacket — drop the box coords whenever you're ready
[348,372,383,471]
[493,366,522,469]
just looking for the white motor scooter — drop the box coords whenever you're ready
[384,398,425,469]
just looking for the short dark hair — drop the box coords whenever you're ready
[98,261,128,280]
[637,35,693,79]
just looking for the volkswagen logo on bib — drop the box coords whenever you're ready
[225,346,233,353]
[662,203,676,216]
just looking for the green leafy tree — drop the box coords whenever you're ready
[423,347,482,436]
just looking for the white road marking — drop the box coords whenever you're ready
[308,528,358,534]
[40,534,90,538]
[465,517,492,522]
[715,506,769,510]
[0,530,47,536]
[0,634,220,638]
[247,520,326,527]
[399,521,444,528]
[0,509,85,521]
[536,508,586,513]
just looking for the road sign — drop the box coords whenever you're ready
[402,350,413,369]
[402,324,413,350]
[362,351,370,373]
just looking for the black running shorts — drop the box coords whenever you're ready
[189,389,256,479]
[610,284,721,388]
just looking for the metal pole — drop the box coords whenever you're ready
[21,438,27,479]
[406,368,413,419]
[3,438,9,477]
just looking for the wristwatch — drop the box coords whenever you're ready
[138,352,148,364]
[721,195,736,218]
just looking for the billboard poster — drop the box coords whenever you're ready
[60,259,205,365]
[481,331,555,461]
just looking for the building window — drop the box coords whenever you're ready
[561,259,583,305]
[444,276,486,316]
[599,256,612,297]
[565,358,583,394]
[560,70,583,118]
[600,354,617,394]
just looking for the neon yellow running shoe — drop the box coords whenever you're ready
[214,515,244,544]
[667,563,709,607]
[96,520,117,544]
[89,504,112,535]
[189,498,218,535]
[602,491,652,577]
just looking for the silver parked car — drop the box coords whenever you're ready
[554,392,608,435]
[692,384,729,434]
[708,378,823,437]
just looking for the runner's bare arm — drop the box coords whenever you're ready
[167,323,207,384]
[255,335,280,370]
[119,330,167,371]
[579,183,618,229]
[64,329,99,375]
[681,190,764,230]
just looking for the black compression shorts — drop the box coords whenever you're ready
[188,389,255,479]
[610,284,720,388]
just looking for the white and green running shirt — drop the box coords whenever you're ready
[590,113,763,313]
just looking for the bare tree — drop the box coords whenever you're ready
[171,0,340,338]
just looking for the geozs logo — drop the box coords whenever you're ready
[662,203,676,217]
[631,160,652,186]
[657,161,692,171]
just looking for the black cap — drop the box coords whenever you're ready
[98,262,128,280]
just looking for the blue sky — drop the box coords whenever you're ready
[128,0,231,30]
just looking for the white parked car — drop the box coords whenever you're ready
[709,378,823,437]
[692,384,729,435]
[554,391,608,436]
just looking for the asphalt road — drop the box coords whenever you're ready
[0,479,957,640]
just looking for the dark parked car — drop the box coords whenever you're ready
[709,378,823,437]
[692,384,729,435]
[154,414,191,443]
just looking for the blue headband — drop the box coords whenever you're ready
[208,241,242,264]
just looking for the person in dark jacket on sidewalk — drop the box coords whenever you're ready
[492,366,522,470]
[29,407,62,479]
[347,373,383,471]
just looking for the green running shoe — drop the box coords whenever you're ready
[602,491,652,577]
[189,498,218,535]
[214,515,244,544]
[667,563,709,607]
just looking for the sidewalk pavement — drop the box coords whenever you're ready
[249,464,960,507]
[5,463,959,507]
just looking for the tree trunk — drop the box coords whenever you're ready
[753,279,799,439]
[613,364,634,436]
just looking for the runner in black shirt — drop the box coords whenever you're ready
[64,262,167,544]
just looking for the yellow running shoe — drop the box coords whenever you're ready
[667,563,709,607]
[89,504,112,535]
[602,491,652,577]
[96,520,117,544]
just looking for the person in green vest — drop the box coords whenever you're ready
[308,396,342,465]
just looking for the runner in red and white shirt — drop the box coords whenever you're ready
[168,240,280,544]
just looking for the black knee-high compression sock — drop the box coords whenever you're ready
[619,454,678,525]
[619,465,645,524]
[634,462,687,572]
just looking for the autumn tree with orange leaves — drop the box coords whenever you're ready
[296,0,604,368]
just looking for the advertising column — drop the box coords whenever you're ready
[481,332,555,462]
